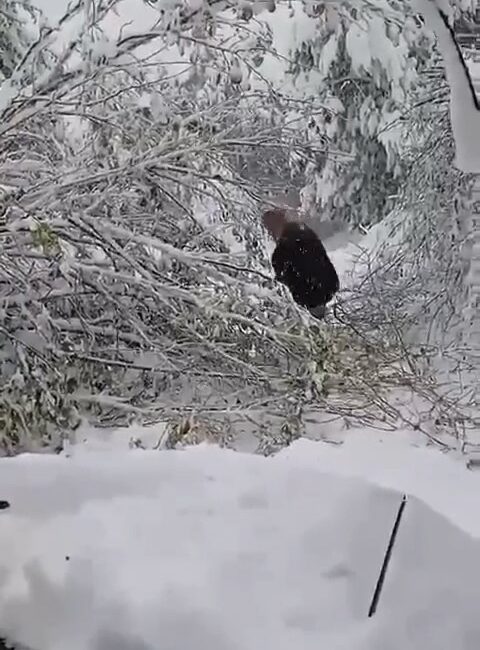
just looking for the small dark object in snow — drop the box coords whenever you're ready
[368,494,407,617]
[0,501,10,510]
[262,207,339,319]
[466,457,480,470]
[65,555,70,561]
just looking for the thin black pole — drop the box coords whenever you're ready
[368,494,408,617]
[0,501,11,650]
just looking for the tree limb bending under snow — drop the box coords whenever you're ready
[414,0,480,172]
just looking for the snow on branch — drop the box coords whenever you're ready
[1,0,350,451]
[414,0,480,172]
[3,0,444,452]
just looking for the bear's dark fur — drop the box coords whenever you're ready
[263,208,339,319]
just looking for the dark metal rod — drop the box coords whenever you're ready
[368,494,408,618]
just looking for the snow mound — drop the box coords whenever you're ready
[1,437,480,650]
[328,214,403,290]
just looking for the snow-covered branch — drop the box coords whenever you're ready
[414,0,480,173]
[0,0,349,451]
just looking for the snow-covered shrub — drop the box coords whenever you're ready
[0,0,361,453]
[332,71,476,443]
[282,0,478,445]
[4,0,475,453]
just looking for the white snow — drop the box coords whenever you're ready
[345,12,414,104]
[326,212,403,290]
[0,79,17,114]
[2,433,480,650]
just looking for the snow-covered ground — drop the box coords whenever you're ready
[326,213,400,287]
[1,432,480,650]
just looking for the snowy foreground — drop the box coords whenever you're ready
[1,433,480,650]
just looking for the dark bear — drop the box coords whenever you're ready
[263,207,339,319]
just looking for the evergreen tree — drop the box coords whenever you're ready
[287,1,434,227]
[0,1,33,81]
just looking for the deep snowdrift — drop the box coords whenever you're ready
[1,434,480,650]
